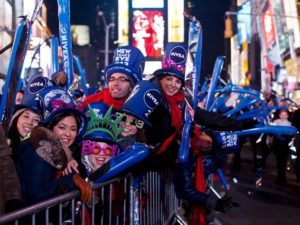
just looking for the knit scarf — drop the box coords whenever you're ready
[156,91,184,154]
[164,92,184,129]
[82,88,126,109]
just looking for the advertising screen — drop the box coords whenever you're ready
[272,0,289,56]
[118,0,129,45]
[168,0,184,42]
[132,10,164,59]
[283,0,300,49]
[237,1,251,46]
[71,25,90,46]
[261,0,276,49]
[132,0,164,8]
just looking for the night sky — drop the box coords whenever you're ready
[189,0,231,75]
[44,0,231,76]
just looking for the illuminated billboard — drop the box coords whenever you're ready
[118,0,129,45]
[71,25,90,46]
[168,0,184,42]
[261,0,276,49]
[283,0,300,49]
[132,10,164,59]
[132,0,164,8]
[237,1,251,46]
[272,0,289,56]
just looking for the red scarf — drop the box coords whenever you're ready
[82,88,126,109]
[192,155,206,225]
[156,91,184,154]
[191,126,206,225]
[164,92,184,129]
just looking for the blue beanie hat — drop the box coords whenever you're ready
[38,86,87,139]
[14,75,55,116]
[105,46,145,85]
[154,42,188,82]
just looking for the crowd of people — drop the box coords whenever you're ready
[0,42,299,225]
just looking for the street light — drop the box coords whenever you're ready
[98,11,115,67]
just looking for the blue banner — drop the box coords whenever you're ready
[57,0,74,88]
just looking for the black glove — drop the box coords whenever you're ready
[207,193,239,214]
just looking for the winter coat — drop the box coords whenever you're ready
[15,127,76,206]
[0,125,21,215]
[172,154,209,205]
[146,92,252,203]
[146,98,247,170]
[145,101,183,170]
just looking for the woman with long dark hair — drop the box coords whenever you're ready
[1,80,43,213]
[15,86,91,210]
[146,43,252,224]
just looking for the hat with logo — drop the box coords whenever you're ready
[120,80,162,127]
[38,86,87,139]
[14,75,55,116]
[105,46,145,85]
[154,42,188,82]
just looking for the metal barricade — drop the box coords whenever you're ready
[140,171,181,225]
[0,171,181,225]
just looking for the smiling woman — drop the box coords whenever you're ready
[13,86,92,217]
[50,112,79,148]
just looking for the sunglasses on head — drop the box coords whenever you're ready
[82,140,118,156]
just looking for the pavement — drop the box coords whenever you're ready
[213,141,300,225]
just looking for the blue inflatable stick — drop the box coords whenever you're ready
[0,18,29,129]
[73,55,88,96]
[178,13,203,164]
[89,143,149,183]
[217,168,229,189]
[205,56,224,111]
[235,125,297,137]
[0,0,43,131]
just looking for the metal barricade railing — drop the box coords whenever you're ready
[141,171,181,225]
[0,171,181,225]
